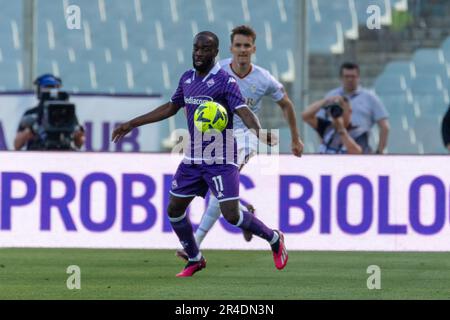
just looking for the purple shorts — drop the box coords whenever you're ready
[170,162,240,202]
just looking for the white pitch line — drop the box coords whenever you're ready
[89,62,98,89]
[134,0,142,23]
[170,0,179,23]
[155,20,165,50]
[0,48,3,62]
[46,20,56,50]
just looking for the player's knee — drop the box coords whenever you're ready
[220,200,240,225]
[222,211,240,225]
[167,202,183,218]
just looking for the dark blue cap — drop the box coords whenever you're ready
[34,74,62,87]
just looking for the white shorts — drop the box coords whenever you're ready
[235,129,259,166]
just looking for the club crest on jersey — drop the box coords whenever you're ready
[250,84,257,93]
[172,179,178,189]
[206,78,215,88]
[184,78,192,84]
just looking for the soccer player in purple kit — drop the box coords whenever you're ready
[112,31,288,277]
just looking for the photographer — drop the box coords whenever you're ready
[14,74,84,151]
[302,96,369,154]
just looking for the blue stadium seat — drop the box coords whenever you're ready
[409,75,442,94]
[374,74,407,95]
[387,126,419,154]
[382,61,414,82]
[414,62,450,81]
[414,115,446,154]
[0,59,22,90]
[412,48,445,66]
[379,93,415,122]
[442,36,450,63]
[309,20,338,54]
[412,93,448,113]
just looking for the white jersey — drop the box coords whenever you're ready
[219,58,285,164]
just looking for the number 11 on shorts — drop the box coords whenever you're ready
[212,175,224,193]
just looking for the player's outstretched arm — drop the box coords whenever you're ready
[112,101,179,143]
[235,106,278,146]
[277,94,304,157]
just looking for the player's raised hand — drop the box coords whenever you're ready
[112,121,133,143]
[291,138,304,157]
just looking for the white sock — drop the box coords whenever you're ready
[189,252,202,262]
[269,231,280,245]
[195,196,221,246]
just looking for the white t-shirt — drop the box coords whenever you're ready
[219,58,285,164]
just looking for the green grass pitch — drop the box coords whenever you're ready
[0,248,449,299]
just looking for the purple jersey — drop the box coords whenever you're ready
[170,63,247,165]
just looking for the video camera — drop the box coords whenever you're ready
[38,90,79,150]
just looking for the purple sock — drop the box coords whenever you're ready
[238,212,275,243]
[169,213,199,260]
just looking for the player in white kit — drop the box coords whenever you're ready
[176,25,304,261]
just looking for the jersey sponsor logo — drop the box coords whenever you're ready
[184,96,213,105]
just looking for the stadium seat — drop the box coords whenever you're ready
[0,59,22,90]
[414,115,446,154]
[374,74,407,94]
[442,36,450,63]
[412,93,449,113]
[409,75,442,94]
[382,61,414,82]
[412,48,445,66]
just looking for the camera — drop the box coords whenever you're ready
[38,90,79,150]
[323,103,343,119]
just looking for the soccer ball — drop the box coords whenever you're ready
[194,101,228,133]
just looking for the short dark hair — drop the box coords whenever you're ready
[230,25,257,44]
[340,62,360,76]
[195,31,219,49]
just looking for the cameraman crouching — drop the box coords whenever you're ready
[302,96,369,154]
[14,74,84,151]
